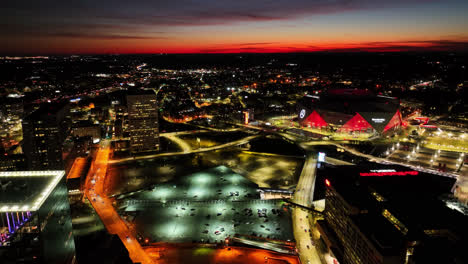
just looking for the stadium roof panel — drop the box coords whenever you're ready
[299,93,400,114]
[298,91,402,132]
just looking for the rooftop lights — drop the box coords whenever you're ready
[0,171,65,212]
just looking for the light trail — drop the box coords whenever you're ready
[84,140,155,264]
[292,155,323,264]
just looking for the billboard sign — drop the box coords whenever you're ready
[318,152,326,162]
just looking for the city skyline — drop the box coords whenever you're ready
[2,0,468,54]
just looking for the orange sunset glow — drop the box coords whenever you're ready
[1,0,468,54]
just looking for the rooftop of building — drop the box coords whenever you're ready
[126,88,157,96]
[71,120,99,128]
[319,164,466,256]
[23,101,69,120]
[0,171,65,212]
[298,89,400,114]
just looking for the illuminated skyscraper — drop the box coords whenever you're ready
[0,170,76,263]
[126,90,159,153]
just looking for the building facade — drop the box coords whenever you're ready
[324,186,393,264]
[316,165,467,264]
[71,124,101,141]
[126,90,159,153]
[22,103,70,170]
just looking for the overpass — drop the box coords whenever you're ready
[110,134,260,164]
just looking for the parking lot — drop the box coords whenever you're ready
[117,166,294,244]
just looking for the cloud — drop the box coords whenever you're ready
[2,0,466,54]
[46,32,166,40]
[198,39,468,54]
[1,0,440,30]
[353,40,468,52]
[237,42,277,46]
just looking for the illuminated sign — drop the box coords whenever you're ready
[372,118,386,123]
[243,111,249,125]
[318,152,326,162]
[360,171,418,177]
[299,109,306,119]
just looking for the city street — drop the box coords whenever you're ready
[143,244,300,264]
[84,140,155,264]
[292,155,323,264]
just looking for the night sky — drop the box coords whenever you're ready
[1,0,468,54]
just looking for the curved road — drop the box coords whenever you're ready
[110,135,260,164]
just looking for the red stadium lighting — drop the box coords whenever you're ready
[383,110,403,132]
[360,171,418,177]
[304,110,327,128]
[339,113,373,132]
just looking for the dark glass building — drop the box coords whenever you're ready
[0,171,76,264]
[315,165,467,264]
[22,103,70,170]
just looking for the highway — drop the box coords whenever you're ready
[292,155,322,264]
[161,134,192,152]
[84,140,155,264]
[300,140,460,179]
[110,135,260,164]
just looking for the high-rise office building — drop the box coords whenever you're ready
[126,90,159,153]
[0,97,24,123]
[316,165,467,264]
[0,170,76,264]
[22,103,70,170]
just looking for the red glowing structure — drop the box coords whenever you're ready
[303,110,327,128]
[360,171,418,177]
[338,113,373,133]
[383,110,403,132]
